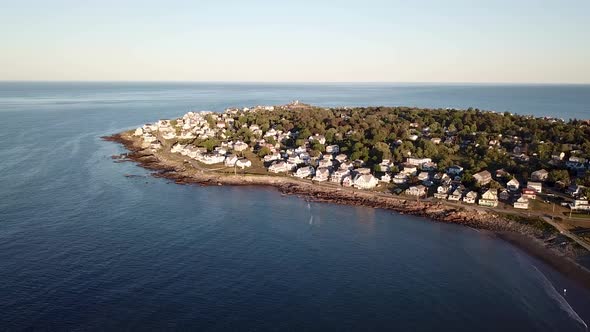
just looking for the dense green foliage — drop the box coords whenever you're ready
[205,105,590,188]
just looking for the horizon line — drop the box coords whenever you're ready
[1,80,589,86]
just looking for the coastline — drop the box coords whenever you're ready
[104,131,590,290]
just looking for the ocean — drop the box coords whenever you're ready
[1,82,590,331]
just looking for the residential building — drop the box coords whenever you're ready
[473,170,492,185]
[463,191,478,204]
[531,169,549,182]
[507,178,520,191]
[527,181,542,193]
[479,189,498,207]
[514,196,529,209]
[353,174,379,189]
[521,188,537,200]
[405,185,427,197]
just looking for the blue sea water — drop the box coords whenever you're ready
[1,82,590,331]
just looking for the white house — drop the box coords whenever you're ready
[463,191,478,204]
[514,196,529,209]
[473,170,492,185]
[479,189,498,207]
[225,154,238,167]
[434,185,450,199]
[233,141,249,152]
[295,166,314,178]
[570,200,590,211]
[331,169,350,183]
[447,189,462,201]
[507,178,520,191]
[268,161,289,173]
[401,166,418,176]
[406,185,427,197]
[236,158,252,169]
[392,173,408,184]
[325,145,339,154]
[335,154,348,163]
[354,174,379,189]
[380,174,391,183]
[313,167,330,182]
[407,157,432,167]
[527,181,542,193]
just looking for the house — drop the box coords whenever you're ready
[331,169,350,183]
[335,154,348,163]
[447,165,464,175]
[407,157,432,167]
[392,173,408,184]
[521,188,537,200]
[401,165,418,176]
[268,161,289,173]
[527,181,542,193]
[233,141,249,152]
[405,185,427,197]
[421,161,437,171]
[495,169,511,179]
[479,189,498,207]
[236,158,252,169]
[431,137,441,144]
[295,166,314,178]
[287,155,304,165]
[499,189,510,201]
[417,172,430,181]
[318,159,333,168]
[354,174,379,189]
[531,169,549,182]
[570,200,590,211]
[434,185,450,199]
[438,173,452,186]
[473,170,492,185]
[313,167,330,182]
[339,161,354,170]
[225,154,238,167]
[325,145,339,154]
[447,189,462,201]
[263,152,281,163]
[356,168,372,175]
[380,174,391,183]
[514,196,529,209]
[507,178,520,191]
[379,159,392,172]
[463,191,478,204]
[134,127,144,136]
[342,175,353,187]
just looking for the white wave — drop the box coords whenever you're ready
[529,263,587,331]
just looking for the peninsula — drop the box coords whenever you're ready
[105,101,590,287]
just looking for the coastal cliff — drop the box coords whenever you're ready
[104,131,590,289]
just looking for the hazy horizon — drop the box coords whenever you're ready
[1,0,589,83]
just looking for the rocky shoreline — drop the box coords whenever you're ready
[104,131,590,289]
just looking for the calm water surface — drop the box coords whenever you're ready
[1,82,590,331]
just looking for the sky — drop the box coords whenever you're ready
[1,0,589,83]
